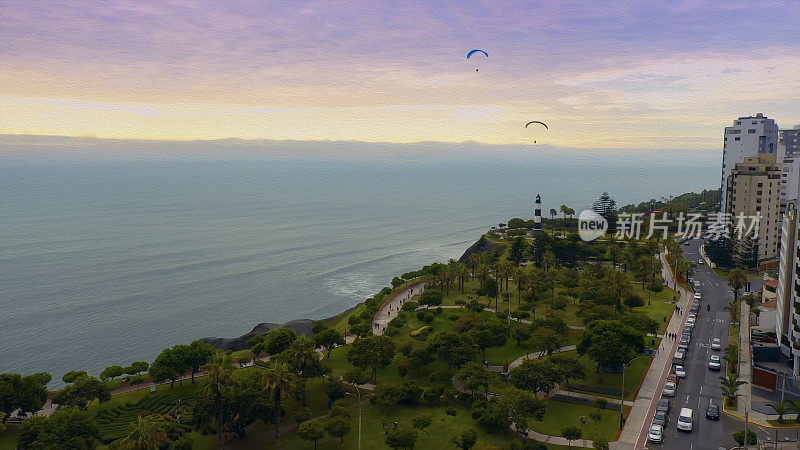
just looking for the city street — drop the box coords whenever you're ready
[656,239,738,449]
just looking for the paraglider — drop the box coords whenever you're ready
[525,121,549,143]
[466,49,488,71]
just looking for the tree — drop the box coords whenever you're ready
[724,344,739,374]
[126,361,149,375]
[561,426,582,448]
[789,397,800,423]
[149,346,190,388]
[411,415,432,436]
[577,320,642,382]
[769,400,789,423]
[119,415,166,450]
[314,326,344,359]
[452,429,478,450]
[512,326,532,346]
[549,354,586,389]
[419,290,444,308]
[61,370,88,384]
[100,365,126,381]
[719,374,747,406]
[371,383,403,412]
[298,420,325,449]
[294,407,312,429]
[732,429,757,446]
[457,362,489,398]
[623,293,644,310]
[497,388,546,432]
[508,236,526,264]
[186,340,215,383]
[619,311,659,336]
[592,436,610,450]
[468,322,508,361]
[53,376,111,409]
[201,352,236,450]
[385,428,418,450]
[0,373,50,423]
[263,362,294,449]
[18,407,99,449]
[312,320,329,335]
[347,335,396,384]
[265,328,298,355]
[727,268,747,305]
[530,327,563,357]
[508,359,563,395]
[324,375,348,405]
[430,331,479,369]
[289,335,322,379]
[324,415,350,443]
[733,235,759,269]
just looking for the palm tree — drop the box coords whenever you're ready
[202,353,236,450]
[727,268,747,305]
[119,415,165,450]
[468,253,481,277]
[475,264,490,285]
[513,266,528,307]
[769,400,790,423]
[289,335,318,380]
[549,208,557,235]
[496,260,513,291]
[606,243,621,269]
[541,250,557,275]
[724,343,739,374]
[263,362,294,449]
[719,374,747,407]
[608,270,630,312]
[456,263,469,293]
[560,205,568,237]
[787,397,800,422]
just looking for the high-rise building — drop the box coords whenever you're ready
[781,125,800,157]
[724,153,781,265]
[776,203,797,356]
[720,113,779,212]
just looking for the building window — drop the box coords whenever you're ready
[758,191,763,195]
[736,121,742,125]
[735,137,741,141]
[753,121,758,124]
[756,206,762,211]
[758,182,763,187]
[749,129,756,133]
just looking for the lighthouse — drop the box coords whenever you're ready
[533,194,542,234]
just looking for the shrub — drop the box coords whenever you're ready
[445,406,457,416]
[348,315,362,326]
[402,301,418,311]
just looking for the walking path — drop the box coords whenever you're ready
[615,250,692,449]
[372,282,425,335]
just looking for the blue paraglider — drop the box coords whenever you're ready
[466,49,488,71]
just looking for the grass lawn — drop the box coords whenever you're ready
[559,350,652,401]
[529,399,627,443]
[0,424,20,450]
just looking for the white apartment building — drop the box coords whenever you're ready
[720,113,780,212]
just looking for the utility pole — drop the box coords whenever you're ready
[345,386,371,450]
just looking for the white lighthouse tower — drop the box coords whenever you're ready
[533,194,542,234]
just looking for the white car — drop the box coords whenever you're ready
[672,365,686,378]
[687,317,696,326]
[688,313,697,320]
[693,292,702,300]
[711,338,722,351]
[677,408,694,431]
[698,260,705,265]
[708,355,721,370]
[662,382,677,397]
[648,424,664,443]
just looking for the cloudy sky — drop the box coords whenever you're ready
[1,1,798,148]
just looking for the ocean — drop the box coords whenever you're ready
[0,139,720,384]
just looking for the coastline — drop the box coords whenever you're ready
[200,236,488,351]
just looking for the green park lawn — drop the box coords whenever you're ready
[0,425,20,450]
[557,350,652,402]
[529,399,627,443]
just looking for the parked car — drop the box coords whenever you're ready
[666,374,679,385]
[708,355,721,371]
[662,382,677,397]
[684,241,690,246]
[648,424,664,443]
[698,260,705,265]
[688,313,697,320]
[677,408,694,431]
[657,398,672,414]
[711,338,722,351]
[693,292,702,300]
[672,365,686,378]
[706,403,719,420]
[653,410,669,427]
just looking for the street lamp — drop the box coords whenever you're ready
[620,353,653,429]
[345,385,372,450]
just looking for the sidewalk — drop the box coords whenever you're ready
[614,251,691,449]
[724,300,754,419]
[372,282,425,335]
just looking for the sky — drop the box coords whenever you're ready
[1,1,799,148]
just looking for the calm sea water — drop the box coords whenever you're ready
[0,141,720,384]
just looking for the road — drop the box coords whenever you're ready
[657,238,738,449]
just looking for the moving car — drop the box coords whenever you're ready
[677,408,694,431]
[648,424,664,443]
[672,365,686,378]
[708,354,721,371]
[706,403,719,420]
[662,382,677,397]
[711,337,722,351]
[657,398,672,414]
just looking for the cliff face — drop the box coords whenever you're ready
[458,236,497,264]
[200,319,316,351]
